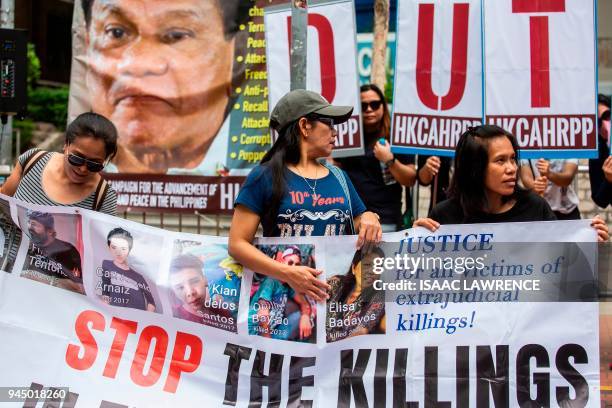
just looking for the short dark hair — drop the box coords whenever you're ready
[66,112,118,159]
[598,94,611,110]
[169,254,204,276]
[106,227,133,250]
[81,0,250,39]
[448,125,525,218]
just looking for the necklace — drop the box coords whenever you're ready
[295,164,318,196]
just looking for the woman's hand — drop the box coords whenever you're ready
[533,176,547,196]
[413,217,440,232]
[299,314,312,339]
[590,216,609,242]
[355,211,382,251]
[422,156,441,178]
[536,159,550,177]
[283,265,330,301]
[373,141,394,163]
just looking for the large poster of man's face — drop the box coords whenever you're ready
[86,223,164,313]
[17,208,84,295]
[0,198,21,273]
[249,244,317,343]
[70,0,276,176]
[168,240,240,333]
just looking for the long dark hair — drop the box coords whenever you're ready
[360,83,390,141]
[448,125,526,218]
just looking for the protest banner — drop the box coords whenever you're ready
[68,0,290,212]
[391,0,484,157]
[265,0,364,157]
[0,194,602,406]
[392,0,598,159]
[484,0,598,159]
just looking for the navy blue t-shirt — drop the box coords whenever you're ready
[235,165,367,237]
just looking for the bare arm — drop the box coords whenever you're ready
[520,164,535,189]
[388,161,417,187]
[0,161,23,196]
[417,156,441,186]
[228,205,330,301]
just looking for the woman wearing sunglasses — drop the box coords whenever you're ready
[336,84,417,232]
[1,112,118,215]
[229,90,382,302]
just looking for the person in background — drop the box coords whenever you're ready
[229,90,381,302]
[520,158,581,220]
[589,94,612,208]
[1,112,118,215]
[414,125,608,242]
[337,84,417,232]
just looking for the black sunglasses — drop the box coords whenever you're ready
[361,100,382,111]
[67,153,106,172]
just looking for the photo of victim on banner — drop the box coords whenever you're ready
[0,197,21,273]
[326,247,386,342]
[86,220,164,313]
[168,240,240,332]
[249,244,317,342]
[16,207,84,295]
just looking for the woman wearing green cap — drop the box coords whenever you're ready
[228,90,382,301]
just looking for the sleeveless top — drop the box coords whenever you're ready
[14,149,117,216]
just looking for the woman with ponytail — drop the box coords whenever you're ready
[228,90,382,301]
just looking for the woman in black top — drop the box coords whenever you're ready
[414,125,609,241]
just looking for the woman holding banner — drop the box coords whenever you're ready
[336,84,417,232]
[1,113,118,215]
[413,125,609,241]
[229,90,382,301]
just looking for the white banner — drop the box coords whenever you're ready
[483,0,597,158]
[392,0,598,159]
[265,0,364,157]
[392,0,483,157]
[0,194,601,407]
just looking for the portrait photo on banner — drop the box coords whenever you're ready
[249,244,317,343]
[86,221,164,314]
[71,0,253,175]
[16,207,84,295]
[0,197,22,273]
[168,240,240,333]
[326,247,386,343]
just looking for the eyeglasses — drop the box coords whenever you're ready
[316,117,335,130]
[67,153,106,172]
[361,100,382,112]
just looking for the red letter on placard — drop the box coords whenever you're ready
[65,310,105,370]
[512,0,566,108]
[287,14,336,102]
[416,3,469,111]
[130,326,169,387]
[163,332,203,393]
[103,317,138,378]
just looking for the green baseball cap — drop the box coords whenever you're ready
[270,89,354,132]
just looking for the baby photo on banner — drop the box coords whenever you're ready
[326,247,386,342]
[168,240,240,333]
[87,223,164,314]
[249,244,317,343]
[0,196,21,273]
[16,206,84,295]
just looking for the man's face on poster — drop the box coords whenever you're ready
[170,267,209,314]
[28,220,51,246]
[84,0,235,173]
